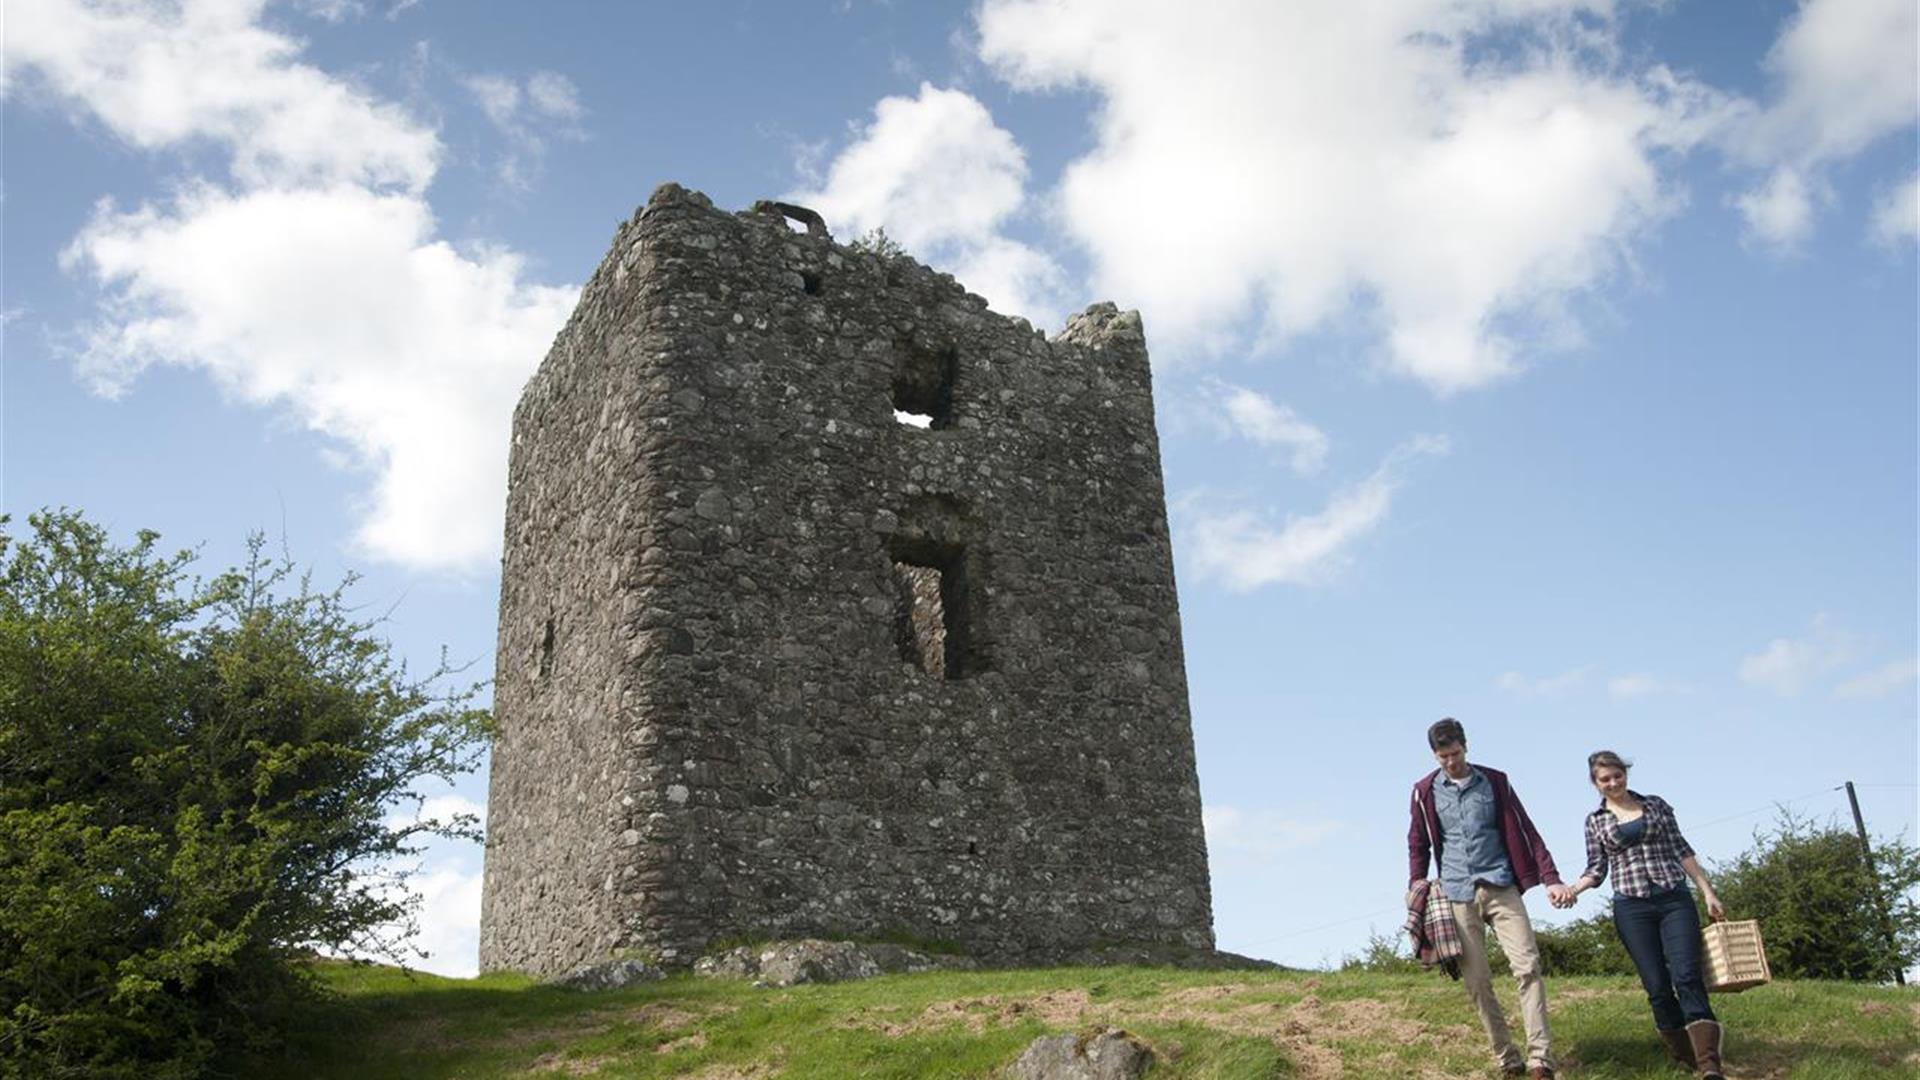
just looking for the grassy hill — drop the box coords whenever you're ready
[278,961,1918,1078]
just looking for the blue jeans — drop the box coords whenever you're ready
[1612,886,1716,1030]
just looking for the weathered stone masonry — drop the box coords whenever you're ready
[480,183,1214,976]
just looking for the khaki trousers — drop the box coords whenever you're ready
[1454,883,1553,1071]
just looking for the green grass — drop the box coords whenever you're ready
[278,961,1918,1078]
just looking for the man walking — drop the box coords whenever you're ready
[1408,718,1571,1079]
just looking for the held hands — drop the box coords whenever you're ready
[1545,883,1575,909]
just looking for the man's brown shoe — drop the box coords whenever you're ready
[1528,1068,1555,1080]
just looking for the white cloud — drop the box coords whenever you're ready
[788,83,1067,326]
[976,0,1732,394]
[1182,434,1449,590]
[1204,380,1329,474]
[1738,614,1859,695]
[384,793,487,833]
[1497,666,1592,696]
[464,73,523,128]
[1834,657,1919,700]
[462,70,587,191]
[1733,167,1819,249]
[1203,805,1342,861]
[1730,0,1919,247]
[11,0,579,573]
[797,83,1022,248]
[3,0,439,193]
[390,858,484,977]
[362,793,486,976]
[64,185,576,569]
[525,71,584,122]
[1871,173,1919,247]
[292,0,364,21]
[950,237,1070,330]
[1607,673,1665,699]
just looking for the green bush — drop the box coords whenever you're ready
[1710,810,1919,982]
[1355,899,1635,978]
[849,225,907,259]
[0,511,489,1078]
[1531,910,1637,977]
[1339,928,1423,974]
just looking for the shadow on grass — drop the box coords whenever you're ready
[1562,1033,1681,1077]
[274,973,744,1078]
[1566,1032,1918,1080]
[1738,1036,1919,1080]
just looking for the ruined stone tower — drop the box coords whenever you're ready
[479,184,1213,976]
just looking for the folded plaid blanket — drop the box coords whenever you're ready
[1404,879,1462,979]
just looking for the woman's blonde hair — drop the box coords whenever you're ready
[1587,749,1631,780]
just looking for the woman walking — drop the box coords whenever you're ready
[1559,751,1727,1078]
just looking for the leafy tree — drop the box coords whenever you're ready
[0,510,489,1078]
[1710,810,1919,982]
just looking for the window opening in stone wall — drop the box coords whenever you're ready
[800,270,821,295]
[892,561,947,678]
[887,496,990,678]
[889,534,980,679]
[891,341,957,429]
[537,618,555,679]
[751,199,829,238]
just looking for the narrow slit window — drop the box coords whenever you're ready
[537,618,555,679]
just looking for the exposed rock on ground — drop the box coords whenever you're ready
[1011,1029,1155,1080]
[550,958,666,991]
[693,939,976,986]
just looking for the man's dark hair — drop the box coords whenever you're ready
[1428,717,1466,749]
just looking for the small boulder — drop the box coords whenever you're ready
[1011,1029,1155,1080]
[552,958,665,991]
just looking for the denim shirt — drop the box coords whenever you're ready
[1434,767,1515,902]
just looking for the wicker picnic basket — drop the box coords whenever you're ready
[1702,919,1771,992]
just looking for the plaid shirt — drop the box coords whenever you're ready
[1582,791,1694,898]
[1403,879,1462,978]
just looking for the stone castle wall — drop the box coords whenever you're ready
[480,184,1214,976]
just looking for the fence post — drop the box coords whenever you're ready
[1844,781,1906,986]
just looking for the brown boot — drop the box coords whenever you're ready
[1658,1028,1696,1069]
[1686,1019,1725,1079]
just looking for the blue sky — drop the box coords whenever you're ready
[5,0,1915,978]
